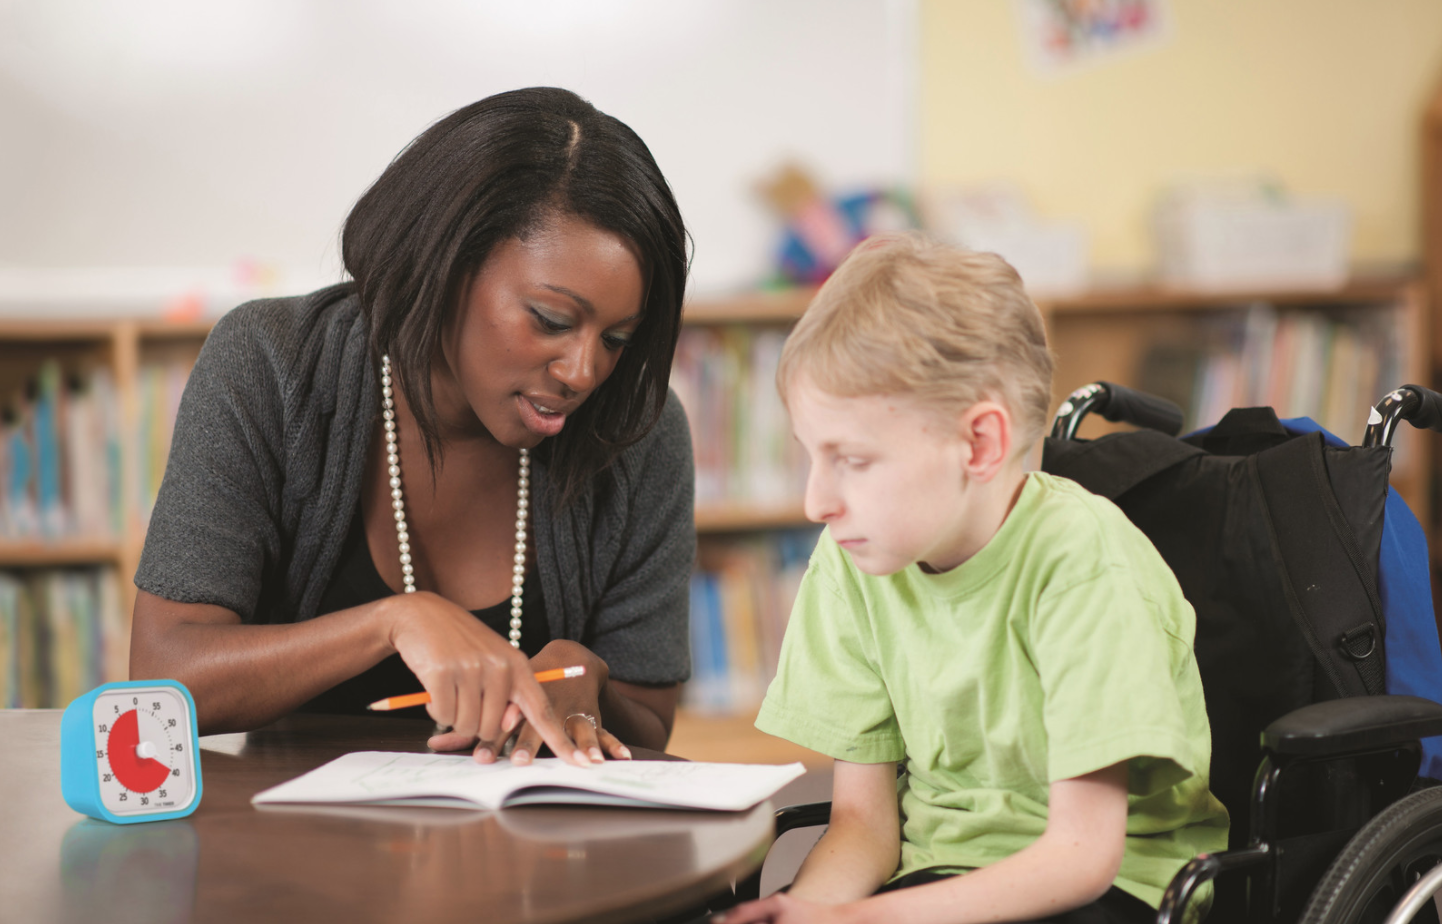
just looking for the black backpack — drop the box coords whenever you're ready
[1043,404,1391,852]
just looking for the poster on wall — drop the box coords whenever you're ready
[1014,0,1171,75]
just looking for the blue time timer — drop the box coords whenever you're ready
[61,680,203,824]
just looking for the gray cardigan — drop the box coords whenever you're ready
[135,284,695,684]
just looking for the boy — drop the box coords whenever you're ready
[718,235,1228,924]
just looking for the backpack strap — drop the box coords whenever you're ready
[1251,432,1387,697]
[1041,429,1204,501]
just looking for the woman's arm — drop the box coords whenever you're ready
[130,589,588,764]
[130,590,391,733]
[718,761,1129,924]
[600,678,677,748]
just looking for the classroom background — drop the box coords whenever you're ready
[3,0,1442,766]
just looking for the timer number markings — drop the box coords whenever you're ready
[93,692,191,813]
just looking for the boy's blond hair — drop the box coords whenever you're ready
[777,232,1055,453]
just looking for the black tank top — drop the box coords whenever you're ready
[297,505,551,716]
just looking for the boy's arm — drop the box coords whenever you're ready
[786,759,902,903]
[718,761,1129,924]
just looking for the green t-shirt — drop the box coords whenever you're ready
[755,472,1229,909]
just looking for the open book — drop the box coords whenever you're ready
[250,751,807,812]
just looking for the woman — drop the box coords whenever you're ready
[129,88,694,768]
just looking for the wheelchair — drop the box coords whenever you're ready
[735,382,1442,924]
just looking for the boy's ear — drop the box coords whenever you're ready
[958,401,1013,481]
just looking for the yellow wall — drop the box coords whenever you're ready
[920,0,1442,276]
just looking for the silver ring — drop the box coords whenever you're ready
[565,712,598,730]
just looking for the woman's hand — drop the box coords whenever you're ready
[382,592,590,765]
[504,639,632,764]
[714,894,864,924]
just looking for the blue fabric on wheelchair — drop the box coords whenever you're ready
[1188,416,1442,777]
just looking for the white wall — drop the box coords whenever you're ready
[0,0,916,311]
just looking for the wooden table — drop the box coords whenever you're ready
[0,710,776,924]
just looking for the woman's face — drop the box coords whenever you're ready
[437,212,647,449]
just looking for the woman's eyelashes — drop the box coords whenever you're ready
[528,306,632,351]
[529,306,571,333]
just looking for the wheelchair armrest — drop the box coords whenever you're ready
[775,800,831,838]
[1262,695,1442,759]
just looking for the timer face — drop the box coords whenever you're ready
[91,686,197,816]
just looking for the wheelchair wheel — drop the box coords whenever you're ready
[1299,785,1442,924]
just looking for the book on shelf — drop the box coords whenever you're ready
[252,750,806,812]
[34,361,64,538]
[670,326,807,507]
[0,352,195,542]
[0,361,123,543]
[0,567,124,708]
[66,367,121,539]
[2,403,38,539]
[1136,302,1404,455]
[684,528,819,714]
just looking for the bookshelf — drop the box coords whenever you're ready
[1044,276,1429,522]
[685,275,1430,519]
[0,317,212,706]
[673,291,818,750]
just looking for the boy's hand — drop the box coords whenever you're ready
[714,894,864,924]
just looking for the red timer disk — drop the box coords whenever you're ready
[106,707,175,794]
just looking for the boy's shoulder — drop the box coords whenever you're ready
[1000,472,1180,595]
[1019,474,1192,615]
[1023,469,1132,525]
[1007,471,1138,550]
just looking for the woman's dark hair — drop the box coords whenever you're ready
[342,87,690,505]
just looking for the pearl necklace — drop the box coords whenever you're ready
[380,355,529,649]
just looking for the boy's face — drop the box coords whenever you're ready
[789,376,982,576]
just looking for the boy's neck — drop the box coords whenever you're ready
[918,463,1029,575]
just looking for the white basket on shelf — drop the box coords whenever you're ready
[1153,180,1352,291]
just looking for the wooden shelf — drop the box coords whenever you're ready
[0,317,213,341]
[668,708,831,770]
[696,503,810,533]
[1039,276,1415,315]
[683,287,815,324]
[0,539,125,567]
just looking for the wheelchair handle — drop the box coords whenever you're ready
[1050,381,1185,440]
[1362,384,1442,449]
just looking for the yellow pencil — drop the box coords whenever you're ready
[365,665,587,711]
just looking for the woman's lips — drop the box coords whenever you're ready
[518,395,567,437]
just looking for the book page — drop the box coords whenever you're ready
[250,751,806,812]
[251,752,522,809]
